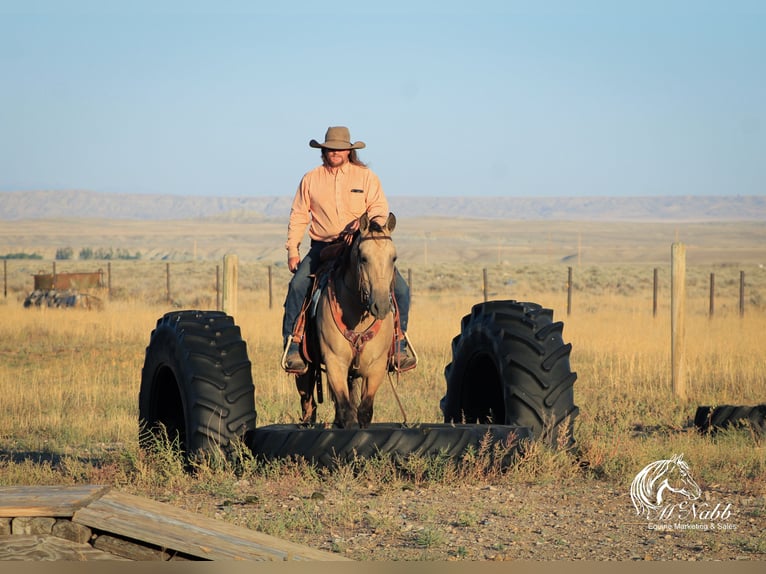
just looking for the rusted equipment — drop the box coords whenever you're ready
[25,269,106,309]
[33,270,105,291]
[23,289,103,309]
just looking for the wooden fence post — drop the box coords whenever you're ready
[215,265,220,311]
[740,271,745,317]
[166,263,171,305]
[268,265,273,309]
[652,268,658,318]
[709,272,715,318]
[671,243,687,400]
[222,254,238,317]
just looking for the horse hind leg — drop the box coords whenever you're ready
[300,395,317,425]
[295,372,317,425]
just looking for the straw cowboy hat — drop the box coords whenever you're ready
[309,126,366,150]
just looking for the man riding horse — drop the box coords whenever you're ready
[281,126,416,374]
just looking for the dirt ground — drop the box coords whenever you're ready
[170,478,765,561]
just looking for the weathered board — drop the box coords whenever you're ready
[1,486,349,561]
[71,490,347,561]
[0,485,111,518]
[0,535,129,561]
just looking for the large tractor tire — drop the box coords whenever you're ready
[440,300,578,449]
[248,423,532,469]
[139,310,256,460]
[694,404,766,436]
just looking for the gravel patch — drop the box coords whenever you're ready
[173,479,766,561]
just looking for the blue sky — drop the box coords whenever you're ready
[1,1,764,198]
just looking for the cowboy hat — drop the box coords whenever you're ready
[309,126,366,150]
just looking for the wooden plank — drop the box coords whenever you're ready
[0,485,111,518]
[0,535,130,561]
[73,490,349,561]
[92,534,181,561]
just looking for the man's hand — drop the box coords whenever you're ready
[288,255,300,273]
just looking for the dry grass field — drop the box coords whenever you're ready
[1,216,765,560]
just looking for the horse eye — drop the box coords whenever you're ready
[360,256,368,264]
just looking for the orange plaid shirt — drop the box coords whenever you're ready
[285,162,389,259]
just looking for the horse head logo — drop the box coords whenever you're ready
[630,453,702,516]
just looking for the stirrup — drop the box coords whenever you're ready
[281,335,308,375]
[389,332,418,373]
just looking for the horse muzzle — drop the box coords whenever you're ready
[365,289,393,320]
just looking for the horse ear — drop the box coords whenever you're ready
[386,212,396,233]
[359,212,370,233]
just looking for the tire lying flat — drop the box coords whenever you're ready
[694,404,766,436]
[249,423,532,469]
[441,300,579,449]
[138,310,256,459]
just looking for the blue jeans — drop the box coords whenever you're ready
[282,241,410,342]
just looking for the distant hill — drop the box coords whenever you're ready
[1,189,764,222]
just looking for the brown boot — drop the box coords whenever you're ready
[389,337,416,372]
[282,339,308,374]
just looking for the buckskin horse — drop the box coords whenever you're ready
[290,212,401,429]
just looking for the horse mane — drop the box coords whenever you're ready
[366,220,385,234]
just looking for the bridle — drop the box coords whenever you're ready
[352,233,394,309]
[328,230,395,369]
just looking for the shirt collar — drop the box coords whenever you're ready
[325,162,349,176]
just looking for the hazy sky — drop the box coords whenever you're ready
[1,1,764,198]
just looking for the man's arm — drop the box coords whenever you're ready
[285,179,311,264]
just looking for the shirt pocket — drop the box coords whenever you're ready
[348,188,366,214]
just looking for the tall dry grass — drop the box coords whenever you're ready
[0,259,764,494]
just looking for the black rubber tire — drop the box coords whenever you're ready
[440,300,579,449]
[694,404,766,436]
[138,310,256,460]
[248,423,532,469]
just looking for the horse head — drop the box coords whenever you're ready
[352,212,397,320]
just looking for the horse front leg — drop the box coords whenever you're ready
[325,361,357,428]
[295,371,316,425]
[357,372,386,429]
